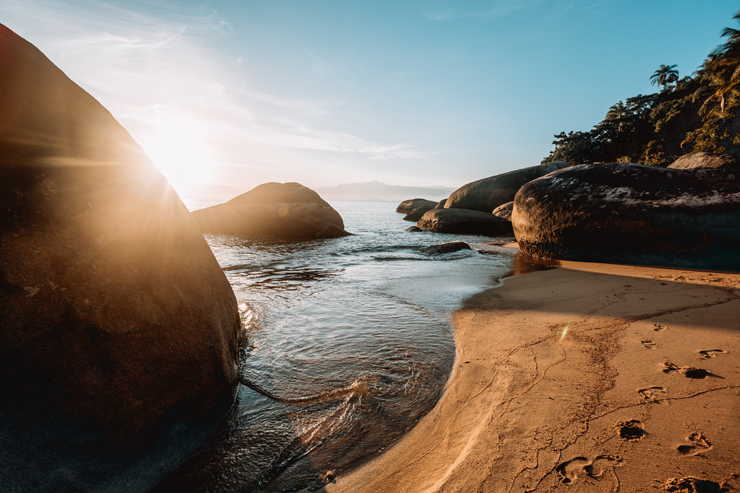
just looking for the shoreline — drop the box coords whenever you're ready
[322,254,740,492]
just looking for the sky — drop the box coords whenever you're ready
[1,0,738,195]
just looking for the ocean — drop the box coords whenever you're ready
[153,199,516,492]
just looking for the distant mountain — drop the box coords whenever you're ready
[314,180,455,202]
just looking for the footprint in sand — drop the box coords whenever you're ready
[615,420,646,441]
[555,455,622,484]
[662,362,715,379]
[699,349,727,360]
[677,432,712,456]
[638,386,667,403]
[653,323,668,332]
[663,476,727,492]
[642,339,657,349]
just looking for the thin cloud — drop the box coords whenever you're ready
[1,0,431,189]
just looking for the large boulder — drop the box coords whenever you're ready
[492,201,514,222]
[396,198,438,213]
[0,25,240,491]
[192,182,350,240]
[403,204,435,221]
[668,152,737,170]
[445,161,568,213]
[513,163,740,270]
[417,208,511,237]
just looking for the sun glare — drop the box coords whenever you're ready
[140,117,214,194]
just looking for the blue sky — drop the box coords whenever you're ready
[2,0,738,194]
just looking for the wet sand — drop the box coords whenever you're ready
[323,256,740,492]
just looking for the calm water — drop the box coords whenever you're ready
[154,200,515,492]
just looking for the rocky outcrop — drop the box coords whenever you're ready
[403,204,435,221]
[417,209,510,237]
[0,25,240,492]
[193,182,350,240]
[492,201,514,221]
[513,163,740,270]
[397,198,438,214]
[421,241,472,255]
[668,152,737,170]
[445,162,568,213]
[407,226,423,232]
[435,198,447,209]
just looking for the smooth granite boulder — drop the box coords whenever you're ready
[421,241,472,255]
[492,201,514,221]
[435,198,447,209]
[513,163,740,270]
[417,208,510,237]
[445,161,568,213]
[193,182,349,240]
[0,25,240,492]
[396,198,438,214]
[668,152,737,170]
[403,204,435,221]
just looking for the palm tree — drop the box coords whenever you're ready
[650,64,679,90]
[699,10,740,115]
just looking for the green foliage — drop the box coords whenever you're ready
[543,11,740,166]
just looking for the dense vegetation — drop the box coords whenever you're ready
[543,11,740,166]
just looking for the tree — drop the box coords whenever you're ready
[699,10,740,115]
[650,64,679,90]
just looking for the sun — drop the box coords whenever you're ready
[140,116,214,195]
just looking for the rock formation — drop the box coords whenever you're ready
[513,163,740,270]
[667,152,738,170]
[396,198,438,214]
[0,25,240,492]
[445,161,568,213]
[192,182,349,240]
[492,201,514,222]
[421,241,472,254]
[435,198,447,209]
[417,209,510,237]
[403,204,435,222]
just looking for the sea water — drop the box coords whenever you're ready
[153,200,515,492]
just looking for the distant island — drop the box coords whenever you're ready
[181,180,455,203]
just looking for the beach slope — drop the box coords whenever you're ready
[327,260,740,492]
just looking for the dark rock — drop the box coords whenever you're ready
[406,226,423,232]
[435,198,447,209]
[513,163,740,270]
[192,182,350,240]
[445,162,568,213]
[492,201,514,222]
[668,152,737,170]
[403,204,435,221]
[421,241,472,254]
[417,209,510,237]
[0,24,240,492]
[396,198,438,213]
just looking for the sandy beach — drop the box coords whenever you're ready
[325,254,740,492]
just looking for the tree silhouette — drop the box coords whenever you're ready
[699,10,740,115]
[650,64,679,90]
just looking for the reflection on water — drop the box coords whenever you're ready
[153,201,515,492]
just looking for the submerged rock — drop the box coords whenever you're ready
[513,163,740,270]
[192,182,350,240]
[668,152,737,170]
[407,226,424,232]
[403,204,435,221]
[417,208,510,237]
[396,198,438,214]
[445,161,568,213]
[0,24,240,492]
[421,241,472,255]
